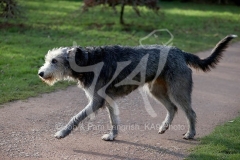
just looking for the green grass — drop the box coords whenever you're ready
[0,0,240,104]
[187,116,240,160]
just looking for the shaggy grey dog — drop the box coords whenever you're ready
[38,35,236,140]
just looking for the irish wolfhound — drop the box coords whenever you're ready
[38,35,236,140]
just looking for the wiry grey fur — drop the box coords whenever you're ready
[38,35,236,140]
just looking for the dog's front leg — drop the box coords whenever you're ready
[102,103,119,141]
[54,99,104,139]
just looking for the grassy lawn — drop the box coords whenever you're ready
[187,116,240,160]
[0,0,240,104]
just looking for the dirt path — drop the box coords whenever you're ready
[0,42,240,160]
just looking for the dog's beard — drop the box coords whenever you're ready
[39,75,56,86]
[39,71,71,86]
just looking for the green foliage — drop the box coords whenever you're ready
[0,0,239,104]
[188,116,240,160]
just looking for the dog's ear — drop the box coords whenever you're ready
[66,47,88,66]
[75,47,88,66]
[75,47,84,60]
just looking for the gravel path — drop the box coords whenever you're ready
[0,42,239,160]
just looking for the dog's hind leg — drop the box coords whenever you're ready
[167,69,196,139]
[102,102,119,141]
[169,92,196,139]
[54,96,105,139]
[147,78,177,134]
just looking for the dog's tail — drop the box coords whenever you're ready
[184,35,237,72]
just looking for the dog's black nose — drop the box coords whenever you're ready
[38,72,44,77]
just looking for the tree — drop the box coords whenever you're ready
[0,0,22,19]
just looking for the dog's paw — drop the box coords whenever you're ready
[158,124,169,134]
[183,132,195,140]
[54,129,71,139]
[101,133,116,141]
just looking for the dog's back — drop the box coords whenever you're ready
[74,34,236,94]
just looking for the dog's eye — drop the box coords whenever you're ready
[51,59,58,64]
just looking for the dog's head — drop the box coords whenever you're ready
[38,47,72,85]
[38,47,89,85]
